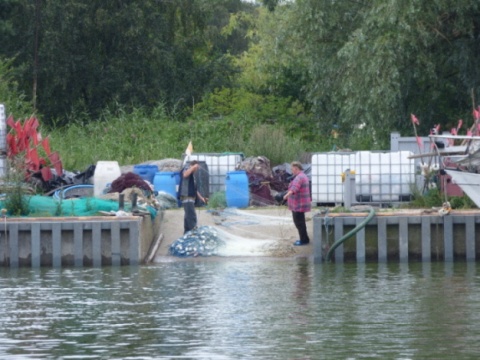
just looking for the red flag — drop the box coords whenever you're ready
[474,108,480,120]
[457,119,463,132]
[411,114,420,125]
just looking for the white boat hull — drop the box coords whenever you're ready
[445,169,480,208]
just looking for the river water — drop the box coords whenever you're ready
[1,259,479,359]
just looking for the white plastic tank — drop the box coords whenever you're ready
[354,151,414,201]
[184,153,242,194]
[311,151,414,204]
[311,152,355,203]
[93,161,121,197]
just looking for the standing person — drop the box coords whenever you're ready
[178,160,207,234]
[283,161,311,246]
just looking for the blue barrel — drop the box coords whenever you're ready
[153,172,178,198]
[225,170,249,208]
[133,164,158,183]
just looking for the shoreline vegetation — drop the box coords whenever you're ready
[45,106,475,211]
[1,104,477,218]
[46,104,318,172]
[2,2,480,215]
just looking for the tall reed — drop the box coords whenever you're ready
[47,104,312,171]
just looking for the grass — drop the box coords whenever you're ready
[46,104,311,173]
[402,186,477,210]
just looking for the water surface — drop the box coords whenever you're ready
[0,259,479,359]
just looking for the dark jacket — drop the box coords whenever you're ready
[178,165,197,199]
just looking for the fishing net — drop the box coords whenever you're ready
[167,209,298,258]
[169,226,225,257]
[0,195,158,218]
[156,191,179,209]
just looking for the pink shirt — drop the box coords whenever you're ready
[287,171,311,212]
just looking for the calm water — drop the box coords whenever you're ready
[1,259,480,359]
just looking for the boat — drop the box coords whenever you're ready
[428,134,480,207]
[443,169,480,207]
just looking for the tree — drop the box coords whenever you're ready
[1,0,255,123]
[0,58,32,118]
[291,0,480,149]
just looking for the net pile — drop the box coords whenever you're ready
[169,226,225,257]
[0,195,158,218]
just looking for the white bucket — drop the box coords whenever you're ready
[93,161,121,197]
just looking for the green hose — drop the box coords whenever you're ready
[325,207,376,262]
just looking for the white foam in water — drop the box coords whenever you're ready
[214,228,277,257]
[209,209,295,257]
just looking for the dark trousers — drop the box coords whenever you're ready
[292,211,310,243]
[183,201,197,233]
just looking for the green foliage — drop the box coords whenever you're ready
[410,187,443,208]
[4,0,480,155]
[207,191,227,209]
[408,185,477,210]
[2,157,30,216]
[449,195,477,210]
[195,87,318,144]
[0,58,33,119]
[234,5,308,104]
[48,102,312,170]
[49,104,183,170]
[291,0,480,147]
[244,124,304,166]
[54,198,63,217]
[3,190,29,216]
[2,0,255,123]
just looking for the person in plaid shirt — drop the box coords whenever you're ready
[283,161,311,246]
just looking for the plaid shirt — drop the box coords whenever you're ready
[287,171,311,212]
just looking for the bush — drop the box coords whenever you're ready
[2,157,31,216]
[207,191,227,209]
[449,195,477,209]
[244,124,304,166]
[409,187,443,208]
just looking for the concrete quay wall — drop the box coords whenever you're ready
[314,212,480,263]
[0,214,161,267]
